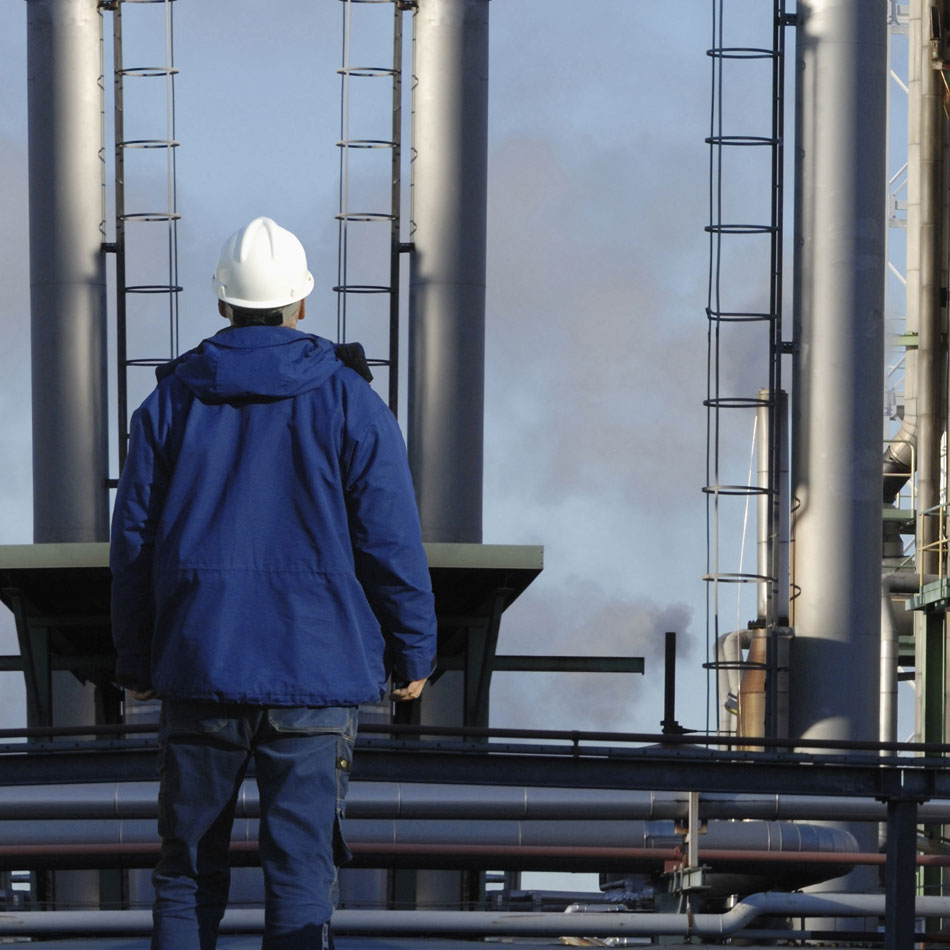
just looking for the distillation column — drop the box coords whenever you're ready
[27,0,110,546]
[26,0,110,908]
[790,0,887,908]
[407,0,489,909]
[408,0,488,545]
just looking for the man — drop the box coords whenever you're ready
[110,216,437,950]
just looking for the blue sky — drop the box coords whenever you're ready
[0,1,790,737]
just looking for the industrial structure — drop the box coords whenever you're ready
[1,0,950,947]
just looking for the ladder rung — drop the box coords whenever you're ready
[705,135,777,147]
[702,484,771,498]
[120,66,180,78]
[703,395,771,410]
[119,139,180,149]
[120,212,182,223]
[706,46,778,61]
[334,212,394,223]
[704,223,776,235]
[333,284,391,294]
[124,284,182,294]
[706,308,776,323]
[337,66,396,78]
[336,139,395,150]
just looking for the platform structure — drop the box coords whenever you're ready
[0,542,581,730]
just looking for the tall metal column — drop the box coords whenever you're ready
[791,0,886,754]
[907,0,949,914]
[408,0,488,544]
[790,0,887,913]
[26,0,107,909]
[27,0,110,545]
[909,0,945,580]
[406,0,489,910]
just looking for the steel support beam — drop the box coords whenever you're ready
[0,738,945,800]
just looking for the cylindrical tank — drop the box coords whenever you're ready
[407,0,489,545]
[406,0,490,909]
[27,0,109,545]
[790,0,887,919]
[26,0,108,908]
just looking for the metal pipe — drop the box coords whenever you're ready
[27,0,109,544]
[7,718,950,751]
[7,894,950,937]
[716,629,750,730]
[407,0,489,542]
[790,0,888,911]
[908,0,945,576]
[880,572,916,745]
[14,842,950,873]
[738,632,767,742]
[26,0,109,910]
[8,781,950,823]
[791,0,887,747]
[756,391,789,622]
[0,817,859,852]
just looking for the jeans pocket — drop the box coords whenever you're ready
[266,705,358,739]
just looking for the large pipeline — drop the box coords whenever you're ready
[3,780,950,823]
[4,894,950,938]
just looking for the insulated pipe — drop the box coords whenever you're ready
[27,0,110,544]
[8,781,950,824]
[8,841,950,871]
[7,895,950,937]
[908,0,945,576]
[790,0,887,910]
[879,571,918,745]
[880,586,899,746]
[407,0,488,543]
[0,818,860,853]
[715,629,750,731]
[0,816,861,891]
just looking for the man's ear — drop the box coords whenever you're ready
[218,300,228,319]
[297,299,306,322]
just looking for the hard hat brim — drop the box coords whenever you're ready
[213,271,315,310]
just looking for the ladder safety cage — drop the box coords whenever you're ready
[336,0,411,415]
[101,0,181,474]
[703,1,790,737]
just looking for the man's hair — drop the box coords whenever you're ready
[226,301,301,327]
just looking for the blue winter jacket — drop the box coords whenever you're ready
[110,325,437,706]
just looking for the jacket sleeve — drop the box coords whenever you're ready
[344,406,437,683]
[109,402,169,691]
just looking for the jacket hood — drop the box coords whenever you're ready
[157,326,342,402]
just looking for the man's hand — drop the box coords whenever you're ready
[129,689,157,702]
[390,678,427,702]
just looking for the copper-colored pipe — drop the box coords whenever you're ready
[738,635,767,745]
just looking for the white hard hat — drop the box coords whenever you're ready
[212,217,314,309]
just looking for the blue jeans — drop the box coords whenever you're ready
[152,701,358,950]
